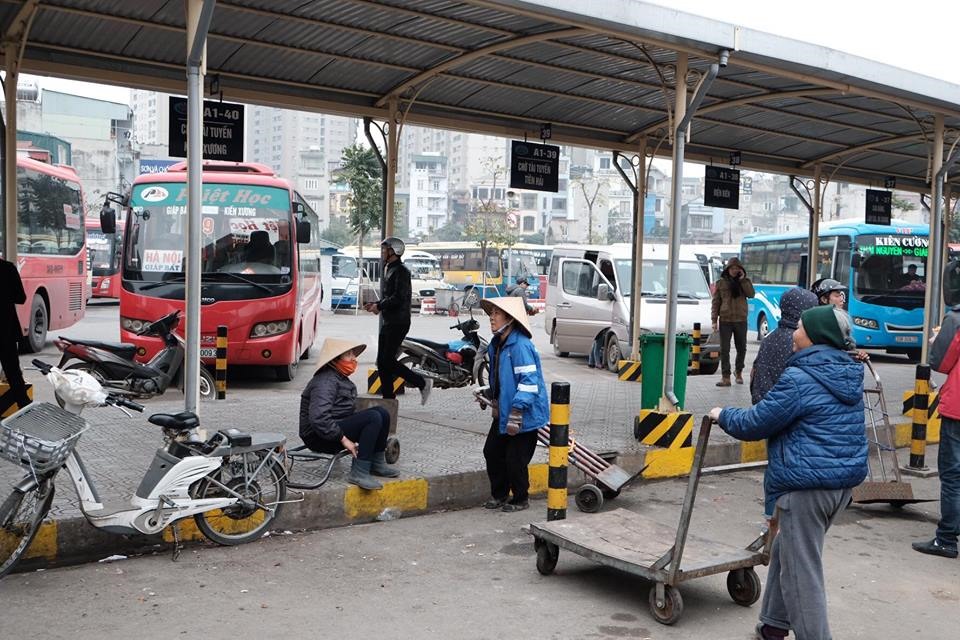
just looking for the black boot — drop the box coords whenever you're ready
[371,452,400,478]
[348,459,383,490]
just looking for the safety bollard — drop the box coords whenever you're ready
[216,325,227,400]
[547,382,570,522]
[691,322,701,375]
[908,364,930,470]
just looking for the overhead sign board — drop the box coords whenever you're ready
[865,189,892,225]
[510,140,560,193]
[704,166,740,209]
[168,97,245,162]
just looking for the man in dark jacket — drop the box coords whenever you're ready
[749,287,818,404]
[506,276,537,315]
[710,304,867,640]
[364,237,431,404]
[0,258,31,408]
[711,257,755,386]
[912,304,960,559]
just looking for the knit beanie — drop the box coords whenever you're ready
[800,305,855,350]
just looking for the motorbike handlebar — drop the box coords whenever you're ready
[31,359,54,375]
[109,395,145,413]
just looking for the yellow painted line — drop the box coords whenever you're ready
[528,464,548,495]
[741,440,768,463]
[642,447,694,479]
[550,404,569,426]
[161,509,267,543]
[18,521,58,561]
[547,488,568,510]
[343,478,428,519]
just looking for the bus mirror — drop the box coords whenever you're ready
[296,219,311,244]
[851,252,863,269]
[100,206,117,234]
[292,202,305,215]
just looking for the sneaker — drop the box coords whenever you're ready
[501,500,529,512]
[912,538,958,558]
[483,498,506,510]
[420,378,433,406]
[755,622,789,639]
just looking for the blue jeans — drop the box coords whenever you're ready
[936,417,960,548]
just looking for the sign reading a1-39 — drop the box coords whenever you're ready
[168,97,245,162]
[704,166,740,209]
[510,140,560,193]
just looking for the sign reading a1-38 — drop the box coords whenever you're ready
[704,166,740,209]
[510,140,560,193]
[168,97,245,162]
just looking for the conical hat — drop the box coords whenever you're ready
[479,295,532,337]
[315,337,366,370]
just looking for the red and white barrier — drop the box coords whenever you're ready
[529,299,546,313]
[420,297,437,315]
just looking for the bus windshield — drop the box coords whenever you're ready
[616,259,711,299]
[332,254,359,279]
[405,257,442,280]
[855,233,928,302]
[125,182,292,282]
[507,251,538,277]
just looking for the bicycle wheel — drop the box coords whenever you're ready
[0,478,54,579]
[193,450,286,546]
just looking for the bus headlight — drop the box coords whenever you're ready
[250,320,292,338]
[121,316,148,333]
[853,317,879,329]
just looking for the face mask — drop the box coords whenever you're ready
[492,319,514,336]
[332,358,358,377]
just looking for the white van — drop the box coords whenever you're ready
[544,244,719,373]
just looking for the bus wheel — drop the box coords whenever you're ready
[276,358,299,382]
[757,313,769,341]
[906,348,921,363]
[21,294,48,354]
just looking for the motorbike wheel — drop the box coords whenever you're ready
[475,358,490,387]
[55,363,109,408]
[199,366,217,401]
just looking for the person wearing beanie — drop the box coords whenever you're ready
[750,287,818,404]
[710,305,867,640]
[711,256,755,386]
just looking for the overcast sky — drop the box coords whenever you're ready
[23,1,960,102]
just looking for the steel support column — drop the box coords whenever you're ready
[2,42,17,262]
[808,164,822,288]
[385,99,399,237]
[631,138,647,361]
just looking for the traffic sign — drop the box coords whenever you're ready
[704,166,740,209]
[865,189,892,225]
[510,140,560,193]
[168,97,245,162]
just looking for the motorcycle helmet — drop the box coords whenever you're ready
[381,236,405,257]
[811,278,846,302]
[516,276,529,285]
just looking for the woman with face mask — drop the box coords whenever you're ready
[299,338,398,490]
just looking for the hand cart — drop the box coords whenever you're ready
[286,397,400,490]
[852,360,933,507]
[537,426,642,513]
[528,416,770,625]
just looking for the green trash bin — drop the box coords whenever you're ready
[639,333,692,409]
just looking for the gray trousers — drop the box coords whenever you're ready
[760,488,851,640]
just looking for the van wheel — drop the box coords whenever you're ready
[551,327,569,358]
[757,313,769,341]
[605,334,622,372]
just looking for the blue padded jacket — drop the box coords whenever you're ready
[488,328,549,434]
[719,344,868,515]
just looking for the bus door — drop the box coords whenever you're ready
[554,258,615,354]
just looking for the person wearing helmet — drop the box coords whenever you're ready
[810,278,846,308]
[363,236,432,404]
[506,276,537,315]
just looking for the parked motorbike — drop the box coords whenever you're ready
[398,314,489,389]
[54,311,216,404]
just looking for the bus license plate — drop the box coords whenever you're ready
[199,348,216,358]
[894,336,917,343]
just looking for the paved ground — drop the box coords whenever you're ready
[2,301,933,520]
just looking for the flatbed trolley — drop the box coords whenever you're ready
[528,416,771,625]
[537,427,642,513]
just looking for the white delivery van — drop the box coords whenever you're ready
[544,244,719,373]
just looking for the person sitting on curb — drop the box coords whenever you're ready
[749,287,818,405]
[475,296,549,512]
[709,305,867,640]
[299,337,399,491]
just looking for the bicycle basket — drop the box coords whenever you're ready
[0,402,88,474]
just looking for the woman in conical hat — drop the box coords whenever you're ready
[299,337,397,490]
[475,296,548,512]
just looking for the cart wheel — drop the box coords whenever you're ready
[602,488,621,500]
[575,484,604,513]
[648,584,684,625]
[384,436,400,464]
[535,541,559,576]
[727,568,762,606]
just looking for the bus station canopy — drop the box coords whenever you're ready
[3,0,959,193]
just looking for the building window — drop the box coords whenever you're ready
[523,217,535,232]
[522,193,537,209]
[417,197,424,207]
[417,217,424,228]
[599,157,611,170]
[552,198,567,211]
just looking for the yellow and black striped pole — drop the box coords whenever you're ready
[215,325,228,400]
[548,382,570,522]
[908,364,930,470]
[691,322,701,375]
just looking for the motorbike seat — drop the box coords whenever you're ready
[408,337,452,354]
[148,411,200,432]
[60,337,137,360]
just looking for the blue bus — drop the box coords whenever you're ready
[741,219,929,359]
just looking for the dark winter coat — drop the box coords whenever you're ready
[750,287,818,404]
[931,305,960,419]
[299,367,357,446]
[0,259,26,328]
[719,344,868,516]
[711,260,755,324]
[378,259,412,327]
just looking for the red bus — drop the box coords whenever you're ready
[86,213,123,299]
[117,161,321,381]
[9,156,87,352]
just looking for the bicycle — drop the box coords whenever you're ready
[0,360,288,579]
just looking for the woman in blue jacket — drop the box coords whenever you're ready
[477,296,549,512]
[710,305,867,640]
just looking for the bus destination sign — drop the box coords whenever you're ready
[510,140,560,193]
[865,189,892,225]
[168,97,245,162]
[704,166,740,209]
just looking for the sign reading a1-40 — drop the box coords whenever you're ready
[865,189,892,225]
[510,140,560,193]
[704,166,740,209]
[168,97,245,162]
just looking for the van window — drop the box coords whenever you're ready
[548,256,560,286]
[562,261,600,298]
[599,259,616,290]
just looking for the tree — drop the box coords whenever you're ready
[572,170,607,244]
[464,158,517,288]
[319,216,354,247]
[433,219,465,241]
[334,145,382,255]
[892,196,916,216]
